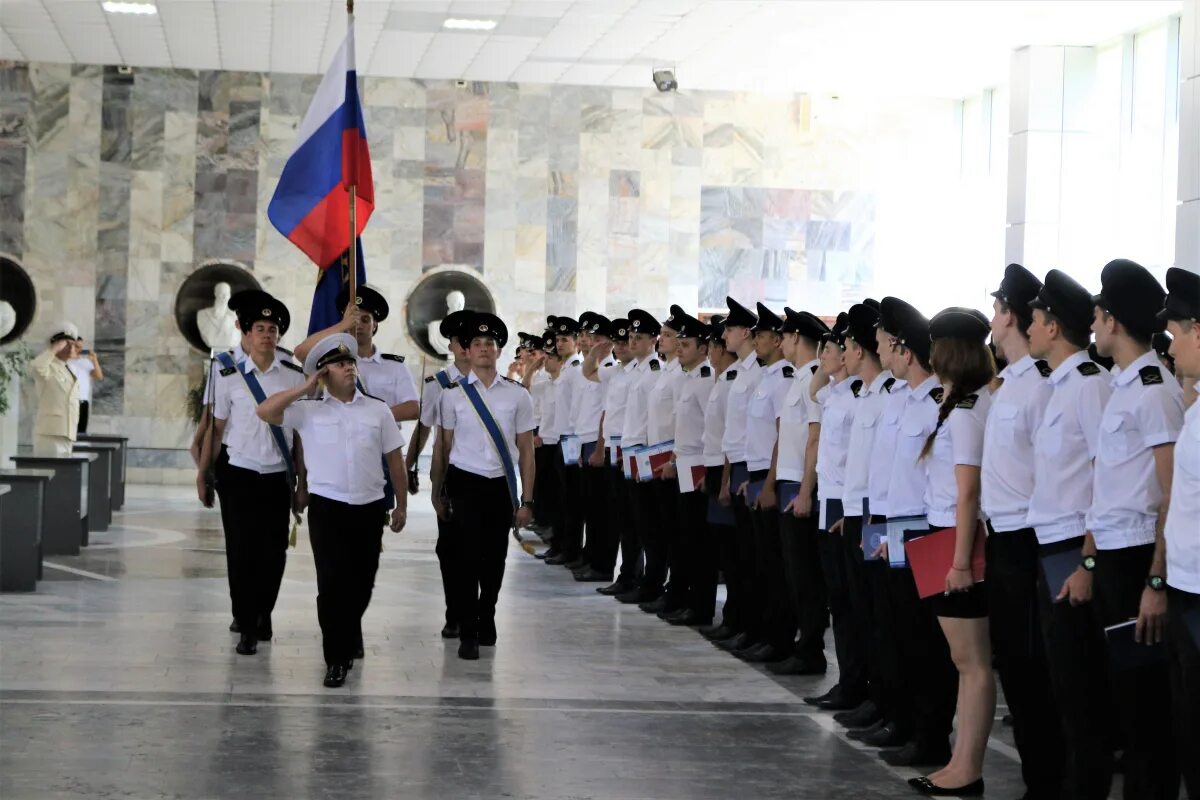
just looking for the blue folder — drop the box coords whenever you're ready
[1103,619,1166,671]
[862,521,888,561]
[707,493,735,526]
[746,479,765,508]
[1039,546,1082,603]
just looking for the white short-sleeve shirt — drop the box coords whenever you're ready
[842,370,895,517]
[703,361,736,468]
[599,359,632,440]
[815,376,860,501]
[776,360,820,483]
[745,359,794,471]
[419,363,464,429]
[648,358,686,446]
[440,372,535,479]
[721,352,764,463]
[213,355,306,474]
[357,350,418,419]
[1026,351,1112,545]
[1087,350,1184,551]
[551,355,583,438]
[886,375,943,518]
[67,358,94,402]
[621,355,662,448]
[674,360,715,457]
[573,358,614,443]
[1165,383,1200,593]
[924,390,992,529]
[283,390,405,504]
[867,378,908,517]
[981,355,1053,532]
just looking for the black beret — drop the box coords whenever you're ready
[1157,267,1200,323]
[673,311,709,339]
[517,331,542,350]
[893,305,932,364]
[782,308,830,341]
[541,333,560,357]
[929,307,991,342]
[549,315,581,336]
[822,312,850,347]
[440,310,472,342]
[336,283,389,322]
[707,313,727,341]
[610,318,631,342]
[229,290,291,336]
[582,313,614,338]
[724,296,758,329]
[1092,259,1166,336]
[627,308,661,336]
[752,302,784,333]
[663,304,687,332]
[879,297,918,337]
[463,312,508,348]
[992,263,1042,315]
[1029,269,1095,333]
[846,302,882,353]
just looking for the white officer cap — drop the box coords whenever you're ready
[51,321,80,342]
[303,332,358,375]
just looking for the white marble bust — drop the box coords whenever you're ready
[427,290,466,356]
[0,301,15,340]
[196,281,241,351]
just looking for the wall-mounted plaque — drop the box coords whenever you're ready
[0,256,36,345]
[405,268,496,360]
[174,262,262,354]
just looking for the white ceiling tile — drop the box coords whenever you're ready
[448,0,511,16]
[390,0,453,12]
[0,0,52,28]
[508,58,569,84]
[57,24,120,66]
[368,29,434,76]
[0,27,27,60]
[604,64,650,88]
[465,34,537,80]
[414,30,485,77]
[507,0,573,17]
[7,28,73,62]
[558,62,620,85]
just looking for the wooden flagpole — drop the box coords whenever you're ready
[346,0,358,308]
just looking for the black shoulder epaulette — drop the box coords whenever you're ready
[782,365,795,378]
[956,393,978,409]
[810,363,818,374]
[883,377,896,392]
[1077,361,1101,377]
[726,370,738,381]
[756,357,766,367]
[381,353,405,363]
[930,387,945,403]
[424,375,435,383]
[446,381,459,389]
[219,366,236,377]
[276,345,294,356]
[1035,359,1052,377]
[700,365,712,378]
[850,379,863,397]
[280,361,302,372]
[649,359,661,372]
[1139,365,1164,386]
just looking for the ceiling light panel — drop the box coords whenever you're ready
[101,2,158,16]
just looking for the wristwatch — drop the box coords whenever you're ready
[1081,555,1097,572]
[521,500,535,509]
[1146,575,1166,591]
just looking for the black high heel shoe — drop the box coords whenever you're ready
[907,776,984,796]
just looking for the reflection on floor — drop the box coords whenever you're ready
[0,485,1029,799]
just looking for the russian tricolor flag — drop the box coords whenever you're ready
[267,23,374,268]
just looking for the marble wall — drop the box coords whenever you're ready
[0,61,960,482]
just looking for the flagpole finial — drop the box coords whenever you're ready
[347,0,353,13]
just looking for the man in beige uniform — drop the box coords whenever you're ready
[30,322,81,456]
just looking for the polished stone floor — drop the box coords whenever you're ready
[0,485,1034,799]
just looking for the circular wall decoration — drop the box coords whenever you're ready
[405,267,496,359]
[173,261,261,354]
[0,255,37,346]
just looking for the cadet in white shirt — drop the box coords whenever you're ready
[1025,269,1116,799]
[258,333,407,689]
[406,309,472,640]
[582,319,636,592]
[711,297,763,653]
[544,315,585,566]
[760,309,829,675]
[1158,266,1200,798]
[908,308,996,796]
[430,312,535,661]
[980,264,1065,799]
[201,294,305,657]
[530,334,565,558]
[614,309,664,604]
[1087,260,1182,798]
[573,314,618,583]
[66,338,102,434]
[657,311,715,625]
[873,300,956,769]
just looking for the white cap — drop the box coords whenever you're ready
[303,332,358,375]
[51,321,80,341]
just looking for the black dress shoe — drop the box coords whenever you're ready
[235,633,257,655]
[715,632,755,651]
[229,620,240,633]
[880,741,951,767]
[846,718,888,741]
[816,688,864,711]
[544,553,576,565]
[597,580,632,595]
[458,639,480,660]
[353,647,365,660]
[862,721,906,748]
[732,641,771,660]
[564,557,587,570]
[441,622,460,639]
[479,634,497,647]
[834,700,880,728]
[908,776,984,796]
[323,664,347,687]
[574,568,612,582]
[256,614,272,641]
[700,623,733,639]
[667,610,710,627]
[743,643,787,663]
[533,549,553,560]
[803,684,840,706]
[639,597,670,614]
[615,589,651,604]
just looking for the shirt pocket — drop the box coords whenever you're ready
[1177,424,1200,481]
[349,419,379,452]
[312,419,340,445]
[749,391,772,419]
[1035,409,1065,457]
[857,407,881,431]
[824,407,849,444]
[1099,412,1140,464]
[989,403,1021,442]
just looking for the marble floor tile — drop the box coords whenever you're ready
[0,485,1039,799]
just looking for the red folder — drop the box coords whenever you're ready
[648,448,674,478]
[905,523,987,599]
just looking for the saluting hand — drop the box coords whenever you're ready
[589,341,613,362]
[1135,586,1167,645]
[389,506,407,533]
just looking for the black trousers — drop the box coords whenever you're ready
[617,474,644,585]
[308,494,385,667]
[215,461,290,635]
[986,528,1065,799]
[445,465,512,642]
[818,499,867,697]
[77,400,89,434]
[579,442,610,573]
[1037,536,1115,800]
[779,486,827,662]
[750,478,795,651]
[717,463,749,632]
[533,445,558,529]
[655,478,682,604]
[730,465,759,638]
[1093,543,1180,800]
[213,445,235,617]
[556,454,584,559]
[840,515,876,704]
[588,458,622,574]
[699,465,729,621]
[435,511,458,627]
[889,562,956,751]
[634,480,669,596]
[669,483,713,618]
[1167,587,1200,798]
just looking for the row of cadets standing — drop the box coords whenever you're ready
[542,316,585,566]
[572,314,618,581]
[427,312,536,661]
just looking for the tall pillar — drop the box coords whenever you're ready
[1005,46,1097,273]
[1178,0,1200,271]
